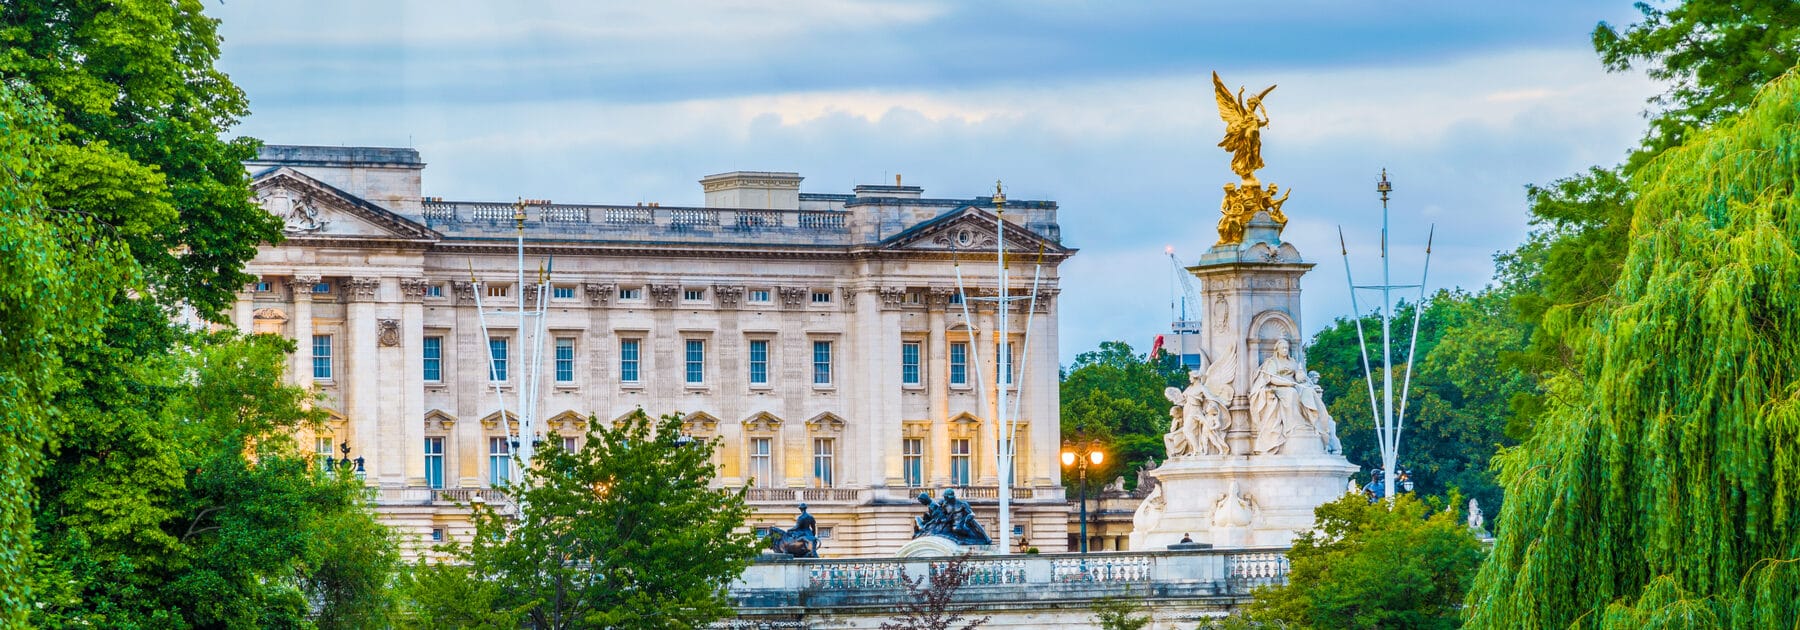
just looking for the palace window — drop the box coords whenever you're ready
[425,284,444,297]
[312,335,333,379]
[749,289,771,303]
[997,341,1014,385]
[812,341,832,385]
[552,285,576,299]
[949,291,964,305]
[619,287,642,300]
[422,336,442,382]
[811,290,832,304]
[903,438,924,487]
[253,280,271,292]
[684,288,705,301]
[748,340,769,385]
[950,438,972,486]
[488,337,509,381]
[555,337,575,383]
[424,437,445,489]
[813,438,835,488]
[620,339,640,383]
[902,341,921,385]
[312,281,331,294]
[488,437,511,486]
[685,339,705,384]
[315,435,334,461]
[562,436,578,453]
[749,437,773,487]
[486,284,510,298]
[949,342,968,385]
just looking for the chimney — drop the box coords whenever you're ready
[699,171,803,210]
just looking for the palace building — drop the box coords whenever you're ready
[232,145,1074,556]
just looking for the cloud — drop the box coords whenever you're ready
[213,3,1661,364]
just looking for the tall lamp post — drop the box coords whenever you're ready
[1061,442,1104,554]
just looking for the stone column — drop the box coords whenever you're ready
[927,290,951,486]
[452,281,485,487]
[976,302,999,485]
[340,276,382,484]
[399,278,430,487]
[289,275,319,389]
[871,287,906,487]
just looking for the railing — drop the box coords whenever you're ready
[604,207,654,225]
[469,203,515,222]
[798,211,846,230]
[735,210,781,228]
[745,487,863,503]
[422,205,456,223]
[542,206,589,223]
[669,208,721,228]
[733,547,1292,609]
[431,488,511,506]
[420,201,857,235]
[942,485,1038,500]
[1225,551,1289,589]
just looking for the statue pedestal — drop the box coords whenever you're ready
[897,536,995,558]
[1131,453,1357,550]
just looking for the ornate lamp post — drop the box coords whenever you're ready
[1061,442,1105,554]
[323,440,365,480]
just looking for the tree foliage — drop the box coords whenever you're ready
[879,553,992,630]
[1246,494,1484,630]
[1464,68,1800,628]
[438,410,763,630]
[1059,341,1186,492]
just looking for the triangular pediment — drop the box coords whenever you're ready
[880,206,1068,255]
[250,167,439,242]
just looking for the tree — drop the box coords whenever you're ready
[1059,341,1186,492]
[0,80,134,627]
[1463,68,1800,628]
[880,553,992,630]
[447,409,763,630]
[1246,494,1484,629]
[1306,290,1528,516]
[1091,594,1152,630]
[397,561,535,630]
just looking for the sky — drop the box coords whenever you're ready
[210,1,1663,365]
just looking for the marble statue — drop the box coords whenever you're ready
[1164,346,1236,457]
[1103,476,1127,494]
[1133,484,1166,536]
[1134,458,1159,495]
[912,489,991,546]
[1249,339,1304,454]
[1468,499,1484,531]
[1304,370,1343,454]
[765,503,820,558]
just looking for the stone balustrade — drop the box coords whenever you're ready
[420,201,855,244]
[730,547,1289,620]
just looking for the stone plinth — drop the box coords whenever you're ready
[896,535,994,558]
[1132,455,1357,550]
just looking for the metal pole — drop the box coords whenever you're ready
[994,182,1012,556]
[1078,461,1089,554]
[1378,174,1396,502]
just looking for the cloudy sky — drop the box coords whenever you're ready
[211,1,1661,365]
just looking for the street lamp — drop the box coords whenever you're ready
[323,440,365,480]
[1061,442,1105,554]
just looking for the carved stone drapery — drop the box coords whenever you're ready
[585,282,615,306]
[377,319,401,347]
[339,277,380,301]
[399,278,431,301]
[778,286,807,309]
[713,285,745,309]
[649,284,680,307]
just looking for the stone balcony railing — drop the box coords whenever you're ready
[740,485,1057,506]
[420,201,855,245]
[730,547,1290,612]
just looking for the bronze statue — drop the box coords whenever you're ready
[765,502,820,558]
[910,489,992,546]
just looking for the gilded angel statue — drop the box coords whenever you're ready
[1213,71,1276,181]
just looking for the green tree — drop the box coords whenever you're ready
[1306,290,1528,516]
[1464,69,1800,628]
[398,561,535,629]
[447,410,763,630]
[0,80,134,626]
[1246,494,1484,629]
[1092,594,1152,630]
[1059,341,1185,492]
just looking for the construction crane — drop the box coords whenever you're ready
[1166,247,1204,369]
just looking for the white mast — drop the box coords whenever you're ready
[1339,171,1432,502]
[472,198,551,513]
[953,181,1043,554]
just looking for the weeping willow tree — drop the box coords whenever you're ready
[1464,69,1800,628]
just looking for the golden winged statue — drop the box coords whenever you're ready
[1213,72,1276,182]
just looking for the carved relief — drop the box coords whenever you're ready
[932,226,996,250]
[806,412,847,434]
[778,286,807,309]
[453,281,476,303]
[545,410,585,434]
[251,308,289,335]
[423,410,457,431]
[683,411,721,437]
[289,275,322,299]
[713,285,745,309]
[399,278,431,301]
[262,188,330,233]
[878,287,907,309]
[480,410,518,432]
[744,411,783,433]
[838,287,858,307]
[338,277,380,301]
[522,284,542,304]
[377,319,400,347]
[585,282,615,306]
[649,284,680,307]
[927,288,957,308]
[1212,296,1230,333]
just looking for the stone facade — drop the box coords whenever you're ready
[232,145,1074,557]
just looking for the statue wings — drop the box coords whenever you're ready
[1212,71,1276,128]
[1201,344,1237,402]
[1164,386,1184,406]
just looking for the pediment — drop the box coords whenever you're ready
[250,168,439,242]
[880,206,1068,255]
